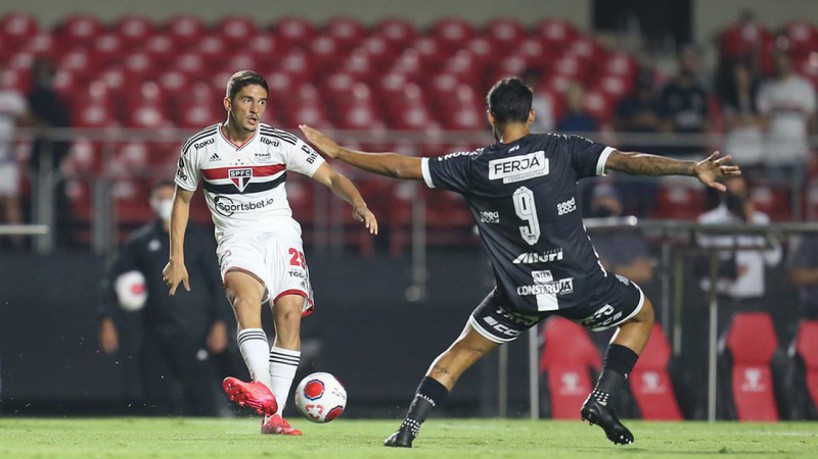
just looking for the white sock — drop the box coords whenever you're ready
[269,346,301,415]
[237,328,272,390]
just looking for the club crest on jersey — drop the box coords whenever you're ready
[229,168,253,192]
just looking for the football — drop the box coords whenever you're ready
[294,372,347,423]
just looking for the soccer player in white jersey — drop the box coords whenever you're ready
[163,70,377,435]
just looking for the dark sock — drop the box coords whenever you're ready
[400,377,450,437]
[592,344,639,402]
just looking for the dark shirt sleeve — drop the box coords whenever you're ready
[97,235,141,321]
[563,135,612,180]
[421,151,475,193]
[193,225,231,325]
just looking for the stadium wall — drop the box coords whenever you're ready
[0,0,591,28]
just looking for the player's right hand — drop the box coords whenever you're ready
[162,259,190,295]
[299,124,341,159]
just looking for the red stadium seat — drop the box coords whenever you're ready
[248,32,281,61]
[278,50,312,83]
[196,36,227,67]
[308,36,342,75]
[325,17,367,51]
[89,33,125,68]
[651,180,707,220]
[539,317,601,419]
[114,15,156,50]
[485,19,527,48]
[358,36,394,68]
[534,19,579,52]
[629,326,683,420]
[389,50,424,81]
[374,18,417,49]
[719,21,773,62]
[166,15,208,49]
[797,56,818,91]
[782,22,818,60]
[751,183,792,222]
[175,52,207,77]
[217,16,258,46]
[431,18,475,51]
[1,12,39,47]
[144,34,175,67]
[583,89,616,124]
[722,312,780,421]
[23,32,59,60]
[57,14,105,49]
[273,17,317,50]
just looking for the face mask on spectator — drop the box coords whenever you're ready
[151,199,173,222]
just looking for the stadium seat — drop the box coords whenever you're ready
[651,180,707,220]
[539,317,601,419]
[719,312,780,421]
[786,320,818,419]
[629,326,684,420]
[0,12,40,48]
[144,34,175,67]
[309,36,342,75]
[196,36,227,67]
[217,16,258,46]
[431,18,475,51]
[57,14,105,49]
[114,15,156,50]
[782,22,818,60]
[534,18,579,53]
[325,17,367,51]
[358,36,393,68]
[273,17,317,50]
[751,183,792,222]
[374,18,417,48]
[166,15,208,49]
[485,19,527,48]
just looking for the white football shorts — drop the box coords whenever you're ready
[217,233,315,316]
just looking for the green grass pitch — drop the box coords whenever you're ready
[1,418,816,458]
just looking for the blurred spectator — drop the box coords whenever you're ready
[613,66,665,216]
[716,61,764,178]
[0,68,29,248]
[556,83,598,133]
[588,183,654,286]
[521,69,555,133]
[98,180,232,416]
[696,175,782,333]
[27,58,74,248]
[787,235,818,321]
[756,51,816,190]
[659,45,711,156]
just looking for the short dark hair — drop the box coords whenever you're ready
[486,77,533,127]
[226,70,269,100]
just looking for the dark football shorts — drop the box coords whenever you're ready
[468,274,645,344]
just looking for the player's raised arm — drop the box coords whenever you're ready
[605,150,741,192]
[311,163,379,235]
[299,124,423,181]
[162,186,194,295]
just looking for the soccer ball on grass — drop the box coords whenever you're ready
[294,372,347,423]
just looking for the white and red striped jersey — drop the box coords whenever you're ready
[175,123,324,242]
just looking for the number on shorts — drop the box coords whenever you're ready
[513,186,540,245]
[289,248,306,269]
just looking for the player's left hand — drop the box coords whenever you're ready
[299,124,341,159]
[353,204,379,235]
[693,151,741,192]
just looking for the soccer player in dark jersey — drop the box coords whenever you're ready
[299,77,740,446]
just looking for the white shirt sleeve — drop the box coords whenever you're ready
[174,147,200,191]
[284,138,325,177]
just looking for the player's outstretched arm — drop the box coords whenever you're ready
[311,163,379,235]
[162,186,193,295]
[299,124,423,181]
[605,150,741,192]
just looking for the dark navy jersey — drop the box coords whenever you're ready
[421,133,616,313]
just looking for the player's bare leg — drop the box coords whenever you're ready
[261,294,304,435]
[582,297,655,445]
[222,270,278,416]
[385,323,500,447]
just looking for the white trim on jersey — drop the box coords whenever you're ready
[596,146,616,176]
[421,157,435,188]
